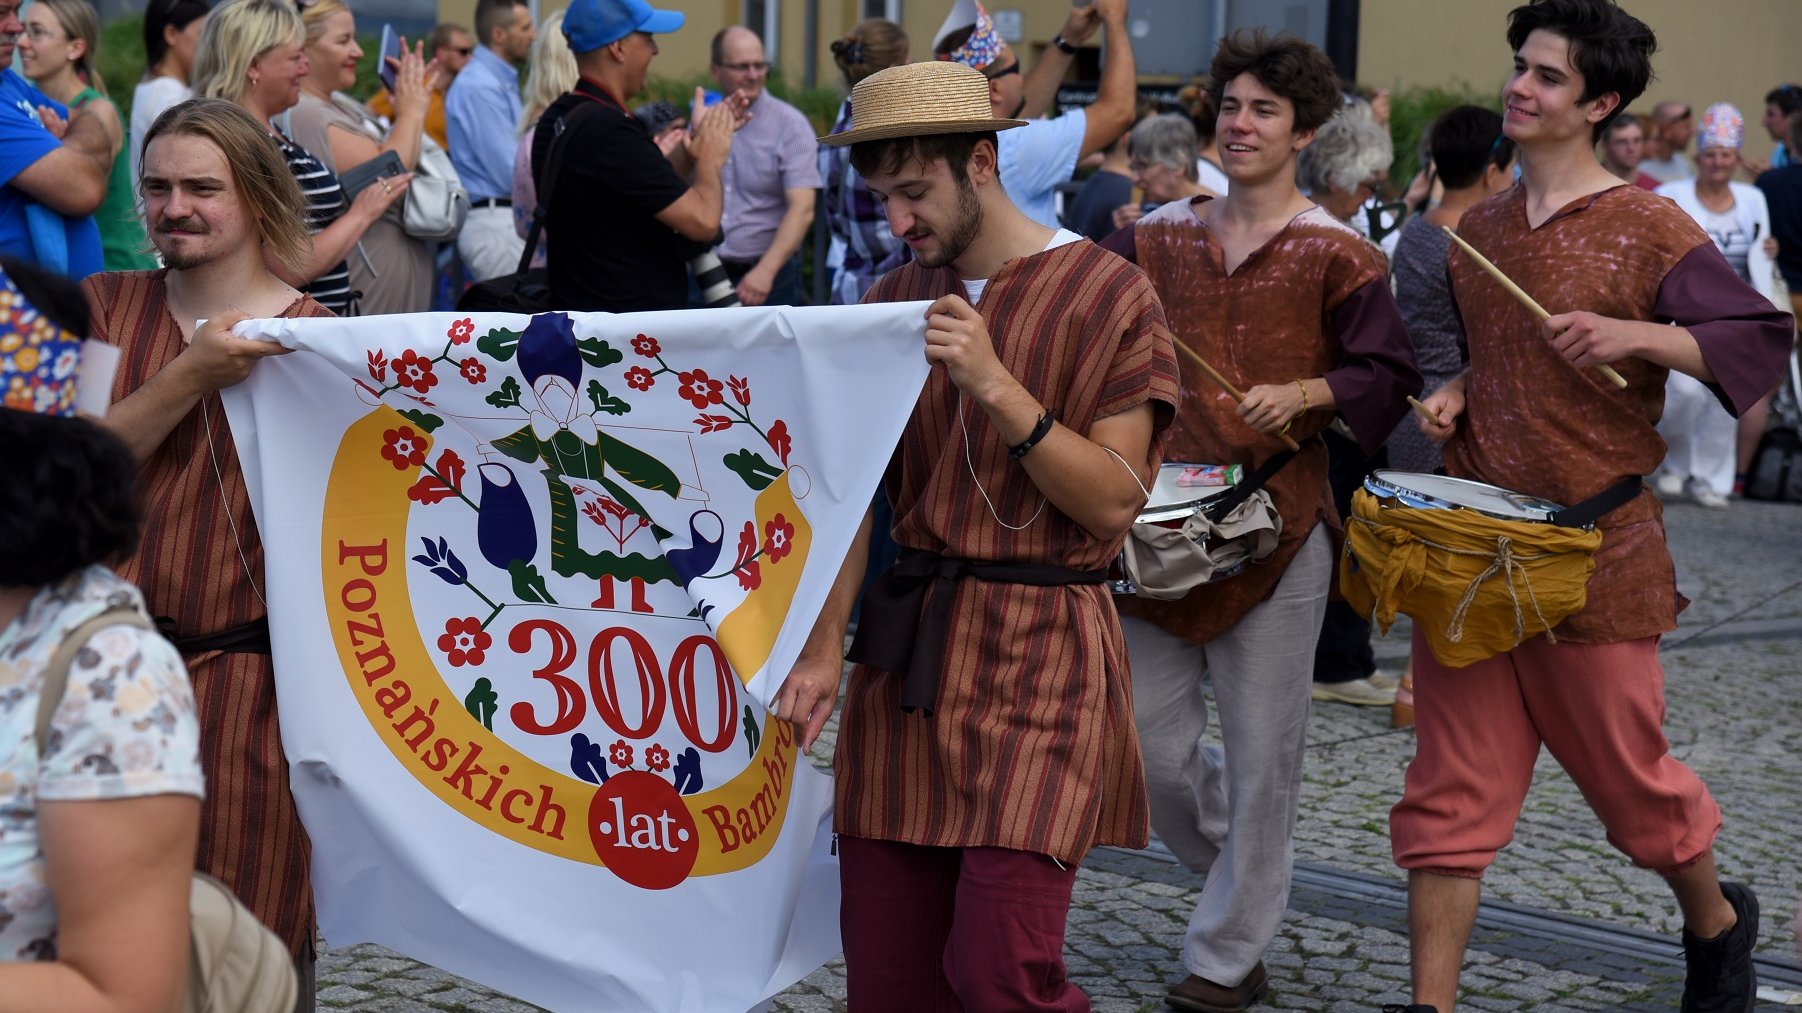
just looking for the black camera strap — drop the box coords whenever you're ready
[517,102,598,278]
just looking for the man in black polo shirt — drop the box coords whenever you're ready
[535,0,738,311]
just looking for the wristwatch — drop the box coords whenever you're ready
[1052,34,1078,55]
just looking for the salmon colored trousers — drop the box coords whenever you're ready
[1391,628,1721,878]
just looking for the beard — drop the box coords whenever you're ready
[152,217,214,269]
[913,176,983,269]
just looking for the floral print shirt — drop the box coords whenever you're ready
[0,566,203,960]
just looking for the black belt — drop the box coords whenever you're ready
[472,197,512,209]
[154,616,272,656]
[1550,475,1644,528]
[845,550,1108,714]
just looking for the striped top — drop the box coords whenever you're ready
[834,239,1180,862]
[271,132,354,315]
[83,270,333,637]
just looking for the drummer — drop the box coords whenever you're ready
[1399,1,1794,1011]
[1099,31,1420,1012]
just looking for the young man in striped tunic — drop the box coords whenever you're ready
[83,98,330,1003]
[777,60,1179,1010]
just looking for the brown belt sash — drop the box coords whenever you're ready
[846,550,1108,714]
[154,616,272,656]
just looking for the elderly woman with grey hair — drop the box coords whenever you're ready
[1111,113,1218,231]
[1297,106,1393,227]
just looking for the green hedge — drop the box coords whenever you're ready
[1383,83,1503,189]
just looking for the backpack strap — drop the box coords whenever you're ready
[35,608,155,754]
[516,102,599,277]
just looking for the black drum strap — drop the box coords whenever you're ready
[1202,449,1298,523]
[1549,475,1643,529]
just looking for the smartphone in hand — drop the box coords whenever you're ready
[378,24,400,93]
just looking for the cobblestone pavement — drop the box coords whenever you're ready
[317,496,1802,1011]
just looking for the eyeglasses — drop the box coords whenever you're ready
[719,60,769,74]
[982,59,1020,81]
[22,24,65,41]
[450,47,473,56]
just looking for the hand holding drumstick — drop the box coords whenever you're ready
[1171,341,1302,451]
[1441,227,1629,389]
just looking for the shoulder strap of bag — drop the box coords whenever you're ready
[35,607,154,753]
[1201,449,1298,523]
[1549,474,1642,529]
[515,102,599,277]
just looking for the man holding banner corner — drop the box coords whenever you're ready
[776,59,1180,1012]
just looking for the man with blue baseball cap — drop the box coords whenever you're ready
[531,0,745,311]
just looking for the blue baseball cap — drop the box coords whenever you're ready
[563,0,684,53]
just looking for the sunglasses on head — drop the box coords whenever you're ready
[982,59,1020,81]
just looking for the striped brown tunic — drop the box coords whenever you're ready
[835,239,1180,862]
[84,270,329,957]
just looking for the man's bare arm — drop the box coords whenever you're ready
[771,507,871,751]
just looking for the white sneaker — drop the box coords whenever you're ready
[1653,472,1685,498]
[1366,670,1401,692]
[1691,486,1730,509]
[1311,677,1398,706]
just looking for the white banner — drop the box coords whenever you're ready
[222,304,930,1012]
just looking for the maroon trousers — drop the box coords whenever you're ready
[839,835,1089,1012]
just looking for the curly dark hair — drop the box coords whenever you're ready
[1506,0,1657,142]
[849,132,998,187]
[0,259,141,589]
[1207,31,1343,136]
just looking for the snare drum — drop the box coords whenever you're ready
[1111,464,1249,595]
[1362,471,1569,525]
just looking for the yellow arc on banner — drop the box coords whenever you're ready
[321,408,798,885]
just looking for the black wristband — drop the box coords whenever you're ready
[1052,34,1078,55]
[1008,409,1056,460]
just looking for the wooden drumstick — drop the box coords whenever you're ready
[1441,226,1630,389]
[1172,341,1303,452]
[1406,395,1440,424]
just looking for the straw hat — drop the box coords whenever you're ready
[819,61,1026,146]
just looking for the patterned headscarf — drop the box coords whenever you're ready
[933,0,1005,71]
[1698,103,1744,152]
[0,270,85,417]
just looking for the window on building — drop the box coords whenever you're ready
[742,0,778,61]
[861,0,902,20]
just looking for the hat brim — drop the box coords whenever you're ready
[820,117,1026,147]
[637,9,684,35]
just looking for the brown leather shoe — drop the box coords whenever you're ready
[1165,961,1269,1012]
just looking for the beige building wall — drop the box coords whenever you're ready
[436,0,1089,92]
[1357,0,1797,164]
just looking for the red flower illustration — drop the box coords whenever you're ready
[380,426,427,470]
[609,739,634,767]
[394,349,439,394]
[645,743,671,772]
[631,333,660,358]
[366,349,387,382]
[766,419,792,465]
[677,368,725,409]
[763,514,795,563]
[736,559,762,591]
[728,375,751,406]
[447,318,475,344]
[625,365,655,391]
[459,357,487,384]
[437,617,491,666]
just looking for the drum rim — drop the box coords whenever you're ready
[1364,469,1566,522]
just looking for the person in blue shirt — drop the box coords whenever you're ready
[0,0,105,279]
[447,0,534,281]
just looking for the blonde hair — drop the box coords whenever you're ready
[190,0,305,105]
[298,0,352,46]
[830,20,908,89]
[30,0,106,97]
[518,11,575,136]
[139,98,312,275]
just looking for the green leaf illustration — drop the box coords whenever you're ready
[477,326,521,361]
[508,559,557,604]
[397,408,442,433]
[586,379,632,416]
[490,426,539,464]
[576,336,624,369]
[485,375,522,409]
[723,449,781,491]
[598,431,682,495]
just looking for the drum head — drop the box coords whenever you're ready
[1144,463,1233,523]
[1365,470,1564,522]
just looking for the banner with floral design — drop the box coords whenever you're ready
[220,304,930,1012]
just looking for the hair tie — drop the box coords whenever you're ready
[845,41,867,64]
